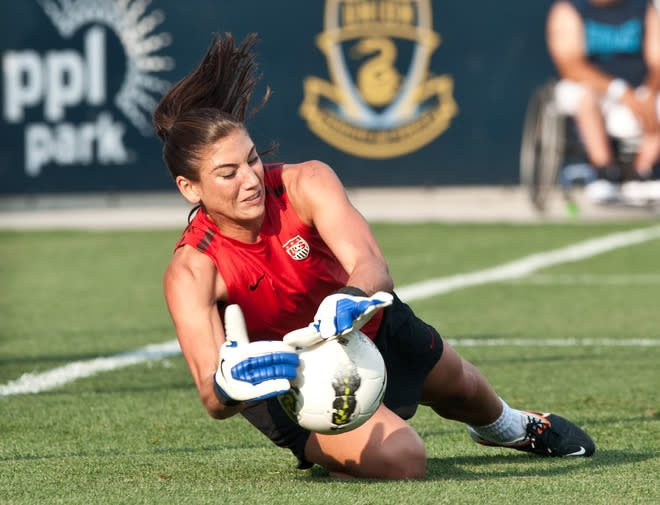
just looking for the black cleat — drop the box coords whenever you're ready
[468,411,595,457]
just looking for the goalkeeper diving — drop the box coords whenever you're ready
[156,33,595,479]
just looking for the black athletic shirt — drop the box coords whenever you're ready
[569,0,649,86]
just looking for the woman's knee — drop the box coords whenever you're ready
[305,406,427,479]
[334,426,426,479]
[377,432,427,479]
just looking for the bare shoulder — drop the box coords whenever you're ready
[647,0,660,28]
[548,0,578,18]
[281,160,345,224]
[281,160,336,188]
[165,245,215,282]
[163,245,226,303]
[547,0,580,28]
[547,0,583,58]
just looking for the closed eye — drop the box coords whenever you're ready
[248,147,259,165]
[220,170,237,179]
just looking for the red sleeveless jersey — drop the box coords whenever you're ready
[175,163,382,341]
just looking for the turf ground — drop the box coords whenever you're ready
[1,221,658,504]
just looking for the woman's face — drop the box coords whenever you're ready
[186,128,265,234]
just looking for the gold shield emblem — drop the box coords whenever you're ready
[300,0,458,159]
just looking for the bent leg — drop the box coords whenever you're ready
[420,339,595,457]
[304,404,426,479]
[421,339,502,425]
[575,88,614,168]
[635,133,660,176]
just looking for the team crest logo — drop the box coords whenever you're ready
[300,0,458,159]
[283,235,310,261]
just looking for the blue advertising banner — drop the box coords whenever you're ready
[0,0,555,194]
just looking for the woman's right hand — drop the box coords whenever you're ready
[213,305,299,405]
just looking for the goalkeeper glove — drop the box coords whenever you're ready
[283,287,393,348]
[213,304,299,406]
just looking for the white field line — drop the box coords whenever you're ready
[0,341,181,397]
[508,273,660,285]
[446,338,660,347]
[3,224,660,397]
[395,224,660,301]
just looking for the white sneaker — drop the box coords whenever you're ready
[621,180,648,206]
[621,180,660,205]
[645,180,660,202]
[584,179,620,203]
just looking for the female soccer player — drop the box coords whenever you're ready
[154,33,595,479]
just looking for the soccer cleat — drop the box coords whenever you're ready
[468,411,595,457]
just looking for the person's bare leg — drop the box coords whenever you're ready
[574,89,614,169]
[634,133,660,176]
[420,340,502,424]
[421,339,596,457]
[304,404,426,479]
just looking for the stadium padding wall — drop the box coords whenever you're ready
[0,0,556,195]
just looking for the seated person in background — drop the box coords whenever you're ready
[546,0,660,201]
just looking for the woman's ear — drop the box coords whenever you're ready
[176,176,202,204]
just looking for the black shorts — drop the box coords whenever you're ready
[240,293,444,469]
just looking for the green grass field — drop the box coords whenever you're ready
[1,221,658,505]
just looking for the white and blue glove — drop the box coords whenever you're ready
[283,287,393,348]
[313,288,393,338]
[213,304,299,406]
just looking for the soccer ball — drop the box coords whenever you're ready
[278,330,386,435]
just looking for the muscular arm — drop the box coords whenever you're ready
[163,246,243,419]
[643,2,660,94]
[283,160,393,296]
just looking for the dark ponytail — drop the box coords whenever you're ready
[152,33,271,181]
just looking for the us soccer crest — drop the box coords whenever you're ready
[283,235,310,261]
[300,0,457,159]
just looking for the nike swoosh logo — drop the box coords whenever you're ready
[566,446,586,456]
[249,274,266,291]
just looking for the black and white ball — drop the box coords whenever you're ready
[279,330,386,435]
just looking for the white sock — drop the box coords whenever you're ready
[469,398,526,444]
